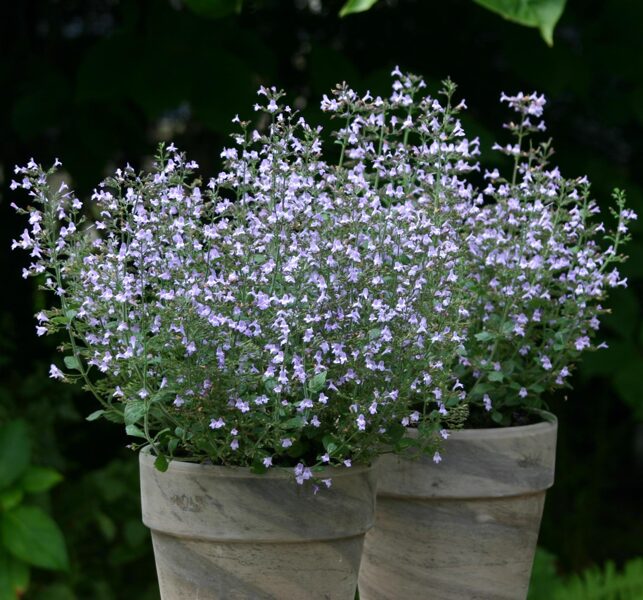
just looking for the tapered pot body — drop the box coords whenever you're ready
[139,450,376,600]
[359,413,557,600]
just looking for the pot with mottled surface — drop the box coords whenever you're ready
[358,412,557,600]
[139,449,376,600]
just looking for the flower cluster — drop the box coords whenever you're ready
[460,92,635,422]
[11,70,634,477]
[11,72,478,479]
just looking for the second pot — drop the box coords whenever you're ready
[358,412,557,600]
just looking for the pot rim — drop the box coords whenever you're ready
[404,408,557,441]
[139,446,372,478]
[447,408,557,439]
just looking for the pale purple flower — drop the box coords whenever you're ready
[49,364,64,380]
[574,336,590,352]
[294,463,312,484]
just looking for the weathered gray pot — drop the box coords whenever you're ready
[139,449,376,600]
[359,412,557,600]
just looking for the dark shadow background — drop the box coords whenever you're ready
[1,1,642,597]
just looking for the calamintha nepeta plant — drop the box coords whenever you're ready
[11,71,477,481]
[11,70,635,480]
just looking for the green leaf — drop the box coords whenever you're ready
[283,415,306,430]
[86,409,105,421]
[470,382,492,397]
[102,408,125,424]
[19,467,63,494]
[154,454,169,472]
[123,400,146,426]
[309,371,327,394]
[183,0,242,18]
[491,410,505,424]
[368,328,381,340]
[0,547,30,598]
[322,435,339,454]
[125,424,147,439]
[488,370,505,382]
[339,0,379,17]
[501,320,515,336]
[63,355,81,371]
[474,331,495,342]
[263,377,278,394]
[0,420,31,490]
[472,0,567,46]
[1,506,69,571]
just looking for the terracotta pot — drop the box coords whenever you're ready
[139,449,376,600]
[359,412,557,600]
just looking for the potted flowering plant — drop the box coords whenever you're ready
[11,79,472,598]
[356,76,636,599]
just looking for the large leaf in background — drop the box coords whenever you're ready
[0,420,31,490]
[19,466,63,494]
[339,0,566,44]
[339,0,379,17]
[472,0,567,45]
[0,547,29,600]
[183,0,242,18]
[1,506,69,571]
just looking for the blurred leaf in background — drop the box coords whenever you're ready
[472,0,567,45]
[529,548,643,599]
[0,420,67,599]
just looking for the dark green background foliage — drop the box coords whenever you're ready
[1,0,642,597]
